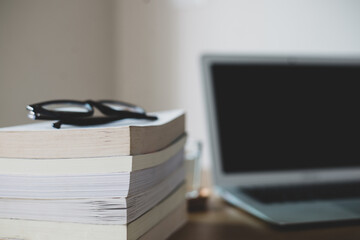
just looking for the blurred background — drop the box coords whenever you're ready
[1,0,360,168]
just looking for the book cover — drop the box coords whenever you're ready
[0,110,185,158]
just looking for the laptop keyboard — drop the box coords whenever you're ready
[241,181,360,204]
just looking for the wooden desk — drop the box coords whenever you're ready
[170,194,360,240]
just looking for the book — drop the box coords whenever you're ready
[0,135,186,174]
[0,149,183,199]
[0,109,185,158]
[0,164,185,224]
[0,184,186,240]
[0,108,187,240]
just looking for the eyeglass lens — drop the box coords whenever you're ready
[99,101,145,113]
[42,102,91,113]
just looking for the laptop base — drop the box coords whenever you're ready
[219,186,360,227]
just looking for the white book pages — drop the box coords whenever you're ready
[0,164,185,224]
[0,150,183,198]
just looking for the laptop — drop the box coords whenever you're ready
[201,54,360,227]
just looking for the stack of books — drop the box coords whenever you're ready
[0,109,187,240]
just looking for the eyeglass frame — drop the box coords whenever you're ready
[26,99,158,129]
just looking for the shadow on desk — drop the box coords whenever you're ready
[169,195,360,240]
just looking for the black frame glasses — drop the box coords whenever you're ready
[26,100,158,129]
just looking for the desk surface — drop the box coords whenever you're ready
[169,194,360,240]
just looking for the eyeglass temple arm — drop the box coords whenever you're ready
[52,114,158,129]
[86,101,154,119]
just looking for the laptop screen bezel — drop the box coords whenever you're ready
[202,54,360,187]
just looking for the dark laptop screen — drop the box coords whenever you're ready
[211,62,360,173]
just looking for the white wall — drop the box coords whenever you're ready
[0,0,116,127]
[1,0,360,169]
[116,0,360,168]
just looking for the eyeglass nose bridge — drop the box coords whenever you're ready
[85,100,118,116]
[85,100,147,117]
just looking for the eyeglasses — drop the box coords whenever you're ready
[26,100,158,129]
